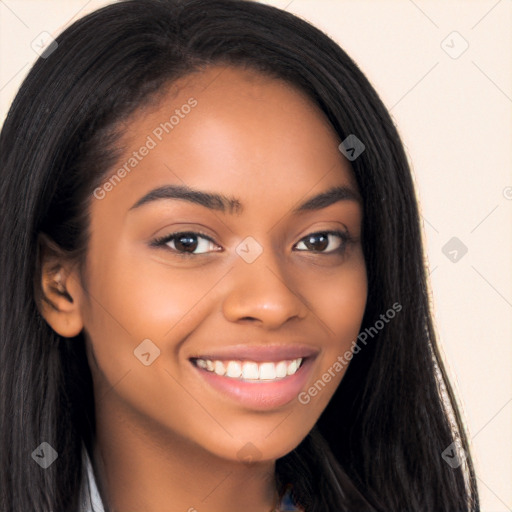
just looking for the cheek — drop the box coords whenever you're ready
[292,257,366,418]
[80,251,221,434]
[303,255,367,343]
[79,247,230,410]
[84,247,224,343]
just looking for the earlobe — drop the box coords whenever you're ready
[38,262,85,339]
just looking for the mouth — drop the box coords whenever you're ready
[188,345,318,410]
[190,356,306,382]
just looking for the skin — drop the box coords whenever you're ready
[39,64,367,512]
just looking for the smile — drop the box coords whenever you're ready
[189,354,317,410]
[191,357,304,381]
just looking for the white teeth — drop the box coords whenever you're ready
[242,361,259,379]
[193,357,304,381]
[214,360,226,376]
[226,361,242,378]
[196,359,207,369]
[275,361,288,378]
[259,362,276,380]
[287,359,298,375]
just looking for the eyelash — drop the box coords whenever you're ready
[150,229,354,257]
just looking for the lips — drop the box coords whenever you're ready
[187,343,319,410]
[191,354,316,410]
[188,343,319,363]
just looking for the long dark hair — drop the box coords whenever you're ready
[0,0,479,510]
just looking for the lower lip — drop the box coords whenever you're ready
[190,357,315,410]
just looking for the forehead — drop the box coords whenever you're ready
[94,64,359,218]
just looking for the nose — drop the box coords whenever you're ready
[221,242,308,329]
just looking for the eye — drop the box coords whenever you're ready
[293,230,351,254]
[150,229,353,257]
[150,231,221,256]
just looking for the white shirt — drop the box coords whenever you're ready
[79,443,105,512]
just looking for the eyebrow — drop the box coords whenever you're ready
[128,184,361,215]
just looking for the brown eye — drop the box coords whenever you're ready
[294,230,350,254]
[151,231,220,256]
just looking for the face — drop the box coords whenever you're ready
[65,65,367,463]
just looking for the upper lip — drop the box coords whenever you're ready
[189,344,320,362]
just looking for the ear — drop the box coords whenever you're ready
[35,234,85,338]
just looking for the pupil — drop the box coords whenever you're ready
[176,233,198,252]
[306,233,328,251]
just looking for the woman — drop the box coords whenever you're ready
[0,0,479,511]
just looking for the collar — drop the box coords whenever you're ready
[79,442,105,512]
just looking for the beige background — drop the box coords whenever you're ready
[1,0,511,510]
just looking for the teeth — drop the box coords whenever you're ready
[259,362,276,380]
[287,359,298,375]
[196,359,207,369]
[214,360,226,376]
[226,361,242,378]
[242,361,259,379]
[194,357,304,381]
[275,361,288,378]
